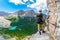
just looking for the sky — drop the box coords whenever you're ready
[0,0,47,13]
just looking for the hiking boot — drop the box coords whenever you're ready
[39,31,41,35]
[42,30,45,33]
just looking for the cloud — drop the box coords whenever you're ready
[23,0,34,3]
[30,0,34,2]
[9,0,47,12]
[9,0,25,5]
[27,0,47,11]
[23,0,28,3]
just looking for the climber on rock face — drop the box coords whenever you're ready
[36,10,45,35]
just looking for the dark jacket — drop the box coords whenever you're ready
[37,13,44,24]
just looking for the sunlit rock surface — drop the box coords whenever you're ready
[29,27,60,40]
[0,16,11,28]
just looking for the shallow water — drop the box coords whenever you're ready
[9,26,17,30]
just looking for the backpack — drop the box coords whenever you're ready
[37,14,44,24]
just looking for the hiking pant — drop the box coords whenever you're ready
[37,23,45,31]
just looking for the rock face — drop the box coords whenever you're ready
[8,10,37,17]
[47,0,60,40]
[8,13,18,18]
[56,0,60,27]
[24,10,36,17]
[0,16,11,28]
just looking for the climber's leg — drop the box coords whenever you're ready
[37,24,41,35]
[37,24,40,32]
[42,24,45,33]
